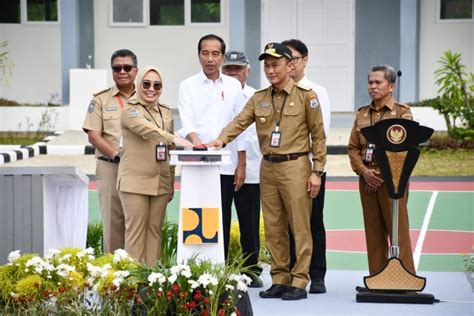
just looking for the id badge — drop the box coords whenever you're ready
[270,131,281,148]
[156,143,168,161]
[364,144,375,163]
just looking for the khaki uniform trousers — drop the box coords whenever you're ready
[260,156,312,289]
[359,177,415,275]
[96,159,125,253]
[119,191,169,267]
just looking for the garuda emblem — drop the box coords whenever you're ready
[386,124,407,144]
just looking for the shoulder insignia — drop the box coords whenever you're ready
[309,98,319,109]
[357,105,370,112]
[159,103,171,110]
[87,100,94,113]
[296,83,311,91]
[93,87,111,97]
[128,99,140,105]
[128,108,140,118]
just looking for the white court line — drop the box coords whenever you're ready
[413,190,439,270]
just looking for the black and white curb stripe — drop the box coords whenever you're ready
[0,144,95,165]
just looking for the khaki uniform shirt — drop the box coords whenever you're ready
[218,79,326,172]
[83,86,130,158]
[348,96,413,176]
[117,99,175,196]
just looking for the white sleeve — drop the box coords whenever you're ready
[178,81,196,138]
[233,89,248,151]
[318,87,331,137]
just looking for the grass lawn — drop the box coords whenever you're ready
[414,148,474,176]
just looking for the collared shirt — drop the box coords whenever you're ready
[218,78,327,172]
[83,85,130,158]
[298,76,331,137]
[178,70,246,175]
[241,84,262,184]
[347,96,413,176]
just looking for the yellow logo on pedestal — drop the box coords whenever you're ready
[182,208,219,244]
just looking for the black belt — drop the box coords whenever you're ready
[98,156,120,164]
[263,152,307,163]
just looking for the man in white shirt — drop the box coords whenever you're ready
[282,39,331,294]
[178,34,251,273]
[221,50,263,287]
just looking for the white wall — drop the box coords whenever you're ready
[93,0,230,109]
[419,0,474,100]
[0,24,62,104]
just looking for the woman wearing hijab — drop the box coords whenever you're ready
[117,66,192,266]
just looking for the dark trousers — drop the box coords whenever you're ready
[289,172,327,281]
[221,175,261,273]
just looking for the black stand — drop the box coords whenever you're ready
[358,119,437,304]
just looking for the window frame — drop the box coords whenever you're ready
[20,0,60,25]
[109,0,148,27]
[437,0,474,24]
[185,0,223,26]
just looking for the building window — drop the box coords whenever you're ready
[111,0,146,26]
[0,0,21,23]
[191,0,220,23]
[148,0,221,26]
[440,0,473,20]
[26,0,58,22]
[150,0,184,25]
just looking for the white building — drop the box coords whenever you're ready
[0,0,472,113]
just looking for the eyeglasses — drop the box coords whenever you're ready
[112,64,135,73]
[142,80,163,90]
[290,56,304,64]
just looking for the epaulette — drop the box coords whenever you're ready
[159,103,171,110]
[357,105,370,112]
[254,87,268,94]
[398,103,410,108]
[128,99,140,105]
[296,82,311,91]
[93,87,111,97]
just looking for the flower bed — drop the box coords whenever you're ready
[0,248,251,315]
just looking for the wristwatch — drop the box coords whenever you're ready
[312,170,324,177]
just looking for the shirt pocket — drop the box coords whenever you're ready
[103,111,121,133]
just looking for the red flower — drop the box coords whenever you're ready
[43,290,50,298]
[218,308,225,316]
[188,300,197,309]
[224,298,231,305]
[180,291,187,300]
[34,283,39,289]
[236,309,241,316]
[166,290,173,301]
[156,290,163,298]
[201,310,209,316]
[194,291,202,301]
[172,283,181,293]
[203,297,210,305]
[58,287,66,293]
[110,284,118,291]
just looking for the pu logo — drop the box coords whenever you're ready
[182,207,219,244]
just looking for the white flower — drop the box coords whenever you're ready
[56,263,75,278]
[87,263,101,277]
[231,313,237,316]
[7,250,21,264]
[115,270,129,279]
[170,264,192,278]
[225,284,235,291]
[196,273,218,288]
[148,272,166,286]
[168,274,177,284]
[48,249,60,257]
[10,292,18,298]
[113,249,129,263]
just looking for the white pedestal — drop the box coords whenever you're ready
[170,150,230,264]
[0,167,89,264]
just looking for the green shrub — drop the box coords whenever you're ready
[86,221,104,257]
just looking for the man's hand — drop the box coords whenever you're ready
[173,136,193,148]
[186,132,202,145]
[234,164,246,192]
[206,139,224,149]
[307,173,321,198]
[362,169,383,189]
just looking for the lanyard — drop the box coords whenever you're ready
[143,104,165,130]
[116,95,124,108]
[272,91,288,131]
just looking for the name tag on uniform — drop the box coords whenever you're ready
[270,131,281,148]
[156,143,168,161]
[106,106,117,112]
[364,144,375,163]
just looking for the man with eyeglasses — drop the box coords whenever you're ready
[178,34,248,266]
[282,39,331,294]
[83,49,138,253]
